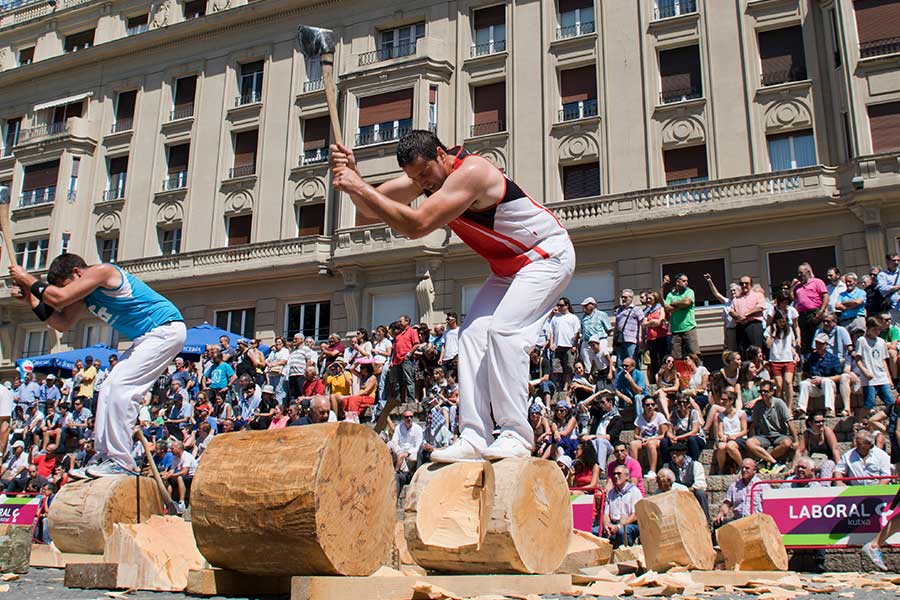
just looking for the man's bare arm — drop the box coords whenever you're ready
[9,264,118,310]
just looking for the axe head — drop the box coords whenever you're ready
[297,26,336,59]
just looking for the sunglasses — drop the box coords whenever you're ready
[643,403,655,407]
[814,420,825,425]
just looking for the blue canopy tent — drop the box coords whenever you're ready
[16,344,117,376]
[180,323,269,358]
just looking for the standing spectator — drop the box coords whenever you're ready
[766,310,799,409]
[285,334,312,401]
[706,275,739,352]
[793,263,829,354]
[731,276,767,356]
[746,380,797,473]
[825,267,846,315]
[797,333,842,417]
[265,337,290,405]
[662,442,709,518]
[601,464,642,547]
[607,441,646,496]
[793,413,840,481]
[715,390,748,474]
[16,373,39,412]
[579,297,612,373]
[629,397,668,479]
[876,253,900,324]
[613,290,643,370]
[170,357,191,391]
[584,336,614,385]
[204,349,236,396]
[835,430,891,485]
[713,458,763,527]
[642,291,670,381]
[320,333,346,368]
[39,374,61,414]
[372,325,393,415]
[855,317,895,415]
[661,395,704,463]
[880,313,900,384]
[614,358,649,419]
[219,335,235,364]
[550,297,581,392]
[75,357,97,411]
[837,273,868,337]
[439,312,460,378]
[389,316,420,404]
[662,273,698,360]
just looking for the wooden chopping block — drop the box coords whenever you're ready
[557,529,613,573]
[634,489,716,571]
[0,525,31,573]
[717,512,789,571]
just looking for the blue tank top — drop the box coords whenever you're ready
[84,265,183,340]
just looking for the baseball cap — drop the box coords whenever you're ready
[555,400,571,411]
[46,374,56,380]
[580,296,597,306]
[237,338,249,346]
[11,441,24,449]
[557,455,573,469]
[814,332,829,344]
[588,335,602,344]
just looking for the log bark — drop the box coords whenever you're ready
[403,458,571,574]
[717,513,789,571]
[634,489,716,571]
[48,476,165,554]
[191,422,395,576]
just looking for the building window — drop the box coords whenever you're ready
[231,129,258,178]
[285,301,330,342]
[165,144,190,190]
[471,82,506,137]
[160,227,182,255]
[51,101,83,130]
[758,26,807,86]
[767,130,816,170]
[868,102,900,153]
[83,324,118,348]
[68,156,79,202]
[301,116,330,164]
[2,117,20,156]
[127,14,148,35]
[428,86,438,131]
[303,57,323,92]
[562,162,600,200]
[23,330,49,358]
[97,236,119,263]
[559,65,598,121]
[237,60,264,106]
[64,29,95,53]
[472,5,506,56]
[113,90,137,133]
[855,0,900,59]
[171,75,197,120]
[17,47,34,66]
[215,308,256,339]
[106,156,128,201]
[363,22,425,64]
[60,232,70,254]
[661,258,726,307]
[15,238,49,270]
[356,89,413,146]
[664,145,708,185]
[297,203,325,237]
[767,246,836,295]
[557,0,594,39]
[654,0,697,20]
[184,0,205,19]
[227,214,252,246]
[659,45,702,104]
[20,160,59,207]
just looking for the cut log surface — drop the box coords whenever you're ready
[48,476,164,555]
[557,529,613,573]
[718,512,789,571]
[191,422,395,576]
[634,489,716,572]
[30,543,105,569]
[404,458,571,574]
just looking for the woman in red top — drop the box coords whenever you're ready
[570,439,600,491]
[642,291,670,381]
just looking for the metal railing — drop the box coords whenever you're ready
[760,66,807,87]
[235,91,262,107]
[358,42,418,66]
[19,186,55,208]
[859,36,900,59]
[102,186,126,201]
[470,39,506,57]
[302,148,329,165]
[162,171,188,191]
[653,0,697,20]
[111,118,133,133]
[303,79,324,93]
[19,121,66,141]
[659,86,703,105]
[556,21,595,40]
[559,99,599,122]
[469,121,505,137]
[169,103,194,121]
[228,164,256,178]
[0,0,39,12]
[355,125,411,146]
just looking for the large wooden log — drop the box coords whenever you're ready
[557,529,613,574]
[191,422,395,576]
[48,476,165,554]
[634,489,716,571]
[717,513,789,571]
[403,458,571,574]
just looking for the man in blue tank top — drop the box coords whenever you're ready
[9,254,186,477]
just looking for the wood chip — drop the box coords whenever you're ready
[411,582,464,600]
[0,585,8,593]
[582,581,634,596]
[0,575,15,582]
[104,590,136,598]
[370,566,406,578]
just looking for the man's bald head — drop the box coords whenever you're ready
[310,395,331,423]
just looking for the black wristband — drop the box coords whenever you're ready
[30,281,48,300]
[32,301,55,322]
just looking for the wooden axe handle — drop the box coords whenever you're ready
[137,429,179,515]
[0,202,16,266]
[320,52,344,148]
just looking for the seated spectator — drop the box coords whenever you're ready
[655,468,688,493]
[249,385,278,430]
[388,410,423,495]
[298,395,336,425]
[738,361,762,417]
[543,400,578,460]
[600,464,642,547]
[783,457,822,488]
[584,335,614,387]
[267,404,290,430]
[569,362,595,404]
[570,439,600,491]
[342,362,378,419]
[68,398,92,442]
[528,404,551,457]
[607,442,646,496]
[798,333,842,417]
[34,482,56,544]
[614,358,649,419]
[161,440,196,513]
[33,443,58,480]
[557,454,573,481]
[654,356,681,419]
[74,439,96,470]
[325,358,353,418]
[151,440,174,474]
[835,430,891,485]
[419,404,451,464]
[212,392,234,426]
[793,413,840,482]
[662,442,709,518]
[25,405,44,450]
[629,397,668,479]
[745,380,796,473]
[298,365,326,403]
[855,317,895,416]
[682,353,710,412]
[661,395,705,464]
[713,458,763,528]
[746,345,772,381]
[715,389,748,474]
[580,391,622,470]
[528,347,555,407]
[43,404,67,449]
[1,441,28,491]
[236,377,262,428]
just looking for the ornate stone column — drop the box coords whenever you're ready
[850,204,887,267]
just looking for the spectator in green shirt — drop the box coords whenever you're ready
[662,273,698,360]
[878,312,900,383]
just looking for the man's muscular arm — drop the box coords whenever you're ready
[9,264,118,310]
[330,143,422,216]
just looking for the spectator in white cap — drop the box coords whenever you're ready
[585,335,614,384]
[556,453,574,480]
[577,296,611,371]
[1,440,28,491]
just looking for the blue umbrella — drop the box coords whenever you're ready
[180,323,269,357]
[16,344,117,375]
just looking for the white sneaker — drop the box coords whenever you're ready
[482,432,532,461]
[86,458,138,478]
[430,438,484,463]
[176,501,186,514]
[863,542,888,571]
[645,470,657,480]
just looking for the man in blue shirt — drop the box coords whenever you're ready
[578,296,612,371]
[16,373,40,412]
[152,440,175,472]
[798,333,845,417]
[38,374,60,413]
[204,349,236,394]
[614,357,649,420]
[877,253,900,323]
[836,273,867,336]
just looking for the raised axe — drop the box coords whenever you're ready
[0,183,16,266]
[297,26,343,148]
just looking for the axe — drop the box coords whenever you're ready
[297,26,343,147]
[0,184,16,266]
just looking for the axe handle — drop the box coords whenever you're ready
[0,202,16,266]
[320,52,344,148]
[137,429,179,515]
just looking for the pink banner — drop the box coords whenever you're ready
[0,495,41,527]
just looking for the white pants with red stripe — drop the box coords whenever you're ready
[94,321,186,469]
[457,237,576,451]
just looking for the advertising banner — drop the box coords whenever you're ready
[0,494,41,527]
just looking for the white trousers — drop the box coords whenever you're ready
[798,378,835,413]
[95,321,186,468]
[457,238,576,451]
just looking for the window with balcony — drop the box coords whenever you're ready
[855,0,900,59]
[171,75,197,120]
[472,5,505,57]
[127,14,148,35]
[304,57,323,93]
[106,156,128,201]
[297,203,325,236]
[231,129,258,178]
[654,0,697,20]
[429,85,438,131]
[113,90,136,133]
[22,330,50,358]
[216,307,256,339]
[868,101,900,153]
[471,82,506,137]
[361,22,425,65]
[356,89,413,145]
[285,301,330,342]
[562,162,600,199]
[64,29,95,53]
[557,0,594,39]
[68,156,79,201]
[767,246,836,294]
[659,45,702,104]
[160,227,182,255]
[302,116,330,164]
[237,60,264,106]
[17,47,33,66]
[227,214,252,246]
[20,160,59,207]
[661,258,725,306]
[767,130,816,170]
[664,145,708,185]
[15,238,49,270]
[559,65,598,121]
[758,26,807,86]
[53,100,83,127]
[97,236,119,263]
[2,117,20,156]
[165,144,189,190]
[184,0,205,19]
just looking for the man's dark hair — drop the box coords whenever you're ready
[47,253,88,286]
[396,130,448,167]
